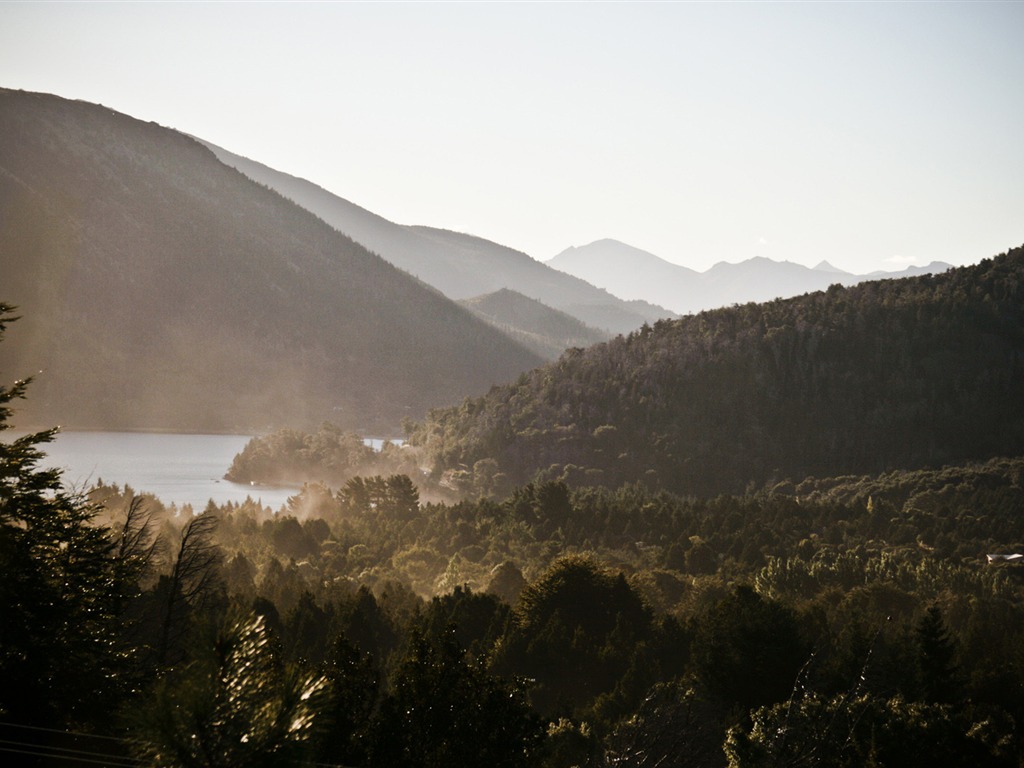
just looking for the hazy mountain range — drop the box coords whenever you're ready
[458,289,609,361]
[548,239,953,316]
[0,89,543,433]
[201,141,958,348]
[198,141,670,339]
[0,87,985,443]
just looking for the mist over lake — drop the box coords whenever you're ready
[34,431,297,511]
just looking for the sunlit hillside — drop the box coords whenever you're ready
[410,246,1024,496]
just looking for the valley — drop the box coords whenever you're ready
[2,86,1023,768]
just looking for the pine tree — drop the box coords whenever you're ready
[0,303,132,727]
[129,612,328,768]
[369,626,542,768]
[916,604,960,703]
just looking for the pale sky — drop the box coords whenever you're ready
[3,1,1022,274]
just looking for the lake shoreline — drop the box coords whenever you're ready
[13,431,299,511]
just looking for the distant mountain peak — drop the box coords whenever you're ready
[813,260,848,274]
[551,241,968,316]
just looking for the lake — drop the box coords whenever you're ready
[19,431,298,511]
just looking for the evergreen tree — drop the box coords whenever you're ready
[690,585,808,711]
[129,612,328,768]
[155,511,224,665]
[916,604,960,703]
[369,626,542,768]
[493,555,653,717]
[317,632,379,767]
[0,303,133,728]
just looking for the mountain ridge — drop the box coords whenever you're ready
[548,239,955,315]
[459,288,609,361]
[198,141,674,336]
[0,88,543,433]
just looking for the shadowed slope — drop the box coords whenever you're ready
[0,89,542,433]
[200,141,674,335]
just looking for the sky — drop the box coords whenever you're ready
[2,1,1023,274]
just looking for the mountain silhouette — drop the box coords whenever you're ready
[199,142,674,335]
[0,89,543,434]
[548,239,954,315]
[459,289,610,361]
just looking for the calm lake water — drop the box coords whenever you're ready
[21,431,297,511]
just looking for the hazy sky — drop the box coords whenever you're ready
[3,1,1022,274]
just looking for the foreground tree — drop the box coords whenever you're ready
[0,303,133,728]
[916,603,961,703]
[129,612,328,768]
[369,626,543,767]
[316,632,380,767]
[690,585,808,712]
[724,692,1013,767]
[605,682,727,768]
[155,511,225,665]
[493,555,653,717]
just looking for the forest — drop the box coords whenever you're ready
[406,246,1024,498]
[6,238,1024,767]
[4,299,1024,767]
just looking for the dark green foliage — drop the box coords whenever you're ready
[317,632,380,767]
[725,692,1013,768]
[369,626,543,767]
[916,604,961,703]
[423,585,510,659]
[410,247,1024,496]
[284,591,333,666]
[605,682,727,768]
[539,719,604,768]
[494,555,653,717]
[0,304,137,728]
[690,585,808,711]
[335,586,400,662]
[128,612,328,768]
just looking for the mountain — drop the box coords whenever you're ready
[408,246,1024,497]
[0,89,543,434]
[864,262,954,279]
[199,142,674,335]
[459,289,610,361]
[547,239,702,314]
[812,260,849,275]
[548,239,954,315]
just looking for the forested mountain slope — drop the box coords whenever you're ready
[0,89,543,433]
[459,289,610,361]
[200,140,674,335]
[409,246,1024,496]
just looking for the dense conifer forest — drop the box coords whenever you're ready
[4,297,1024,766]
[407,246,1024,498]
[5,243,1024,766]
